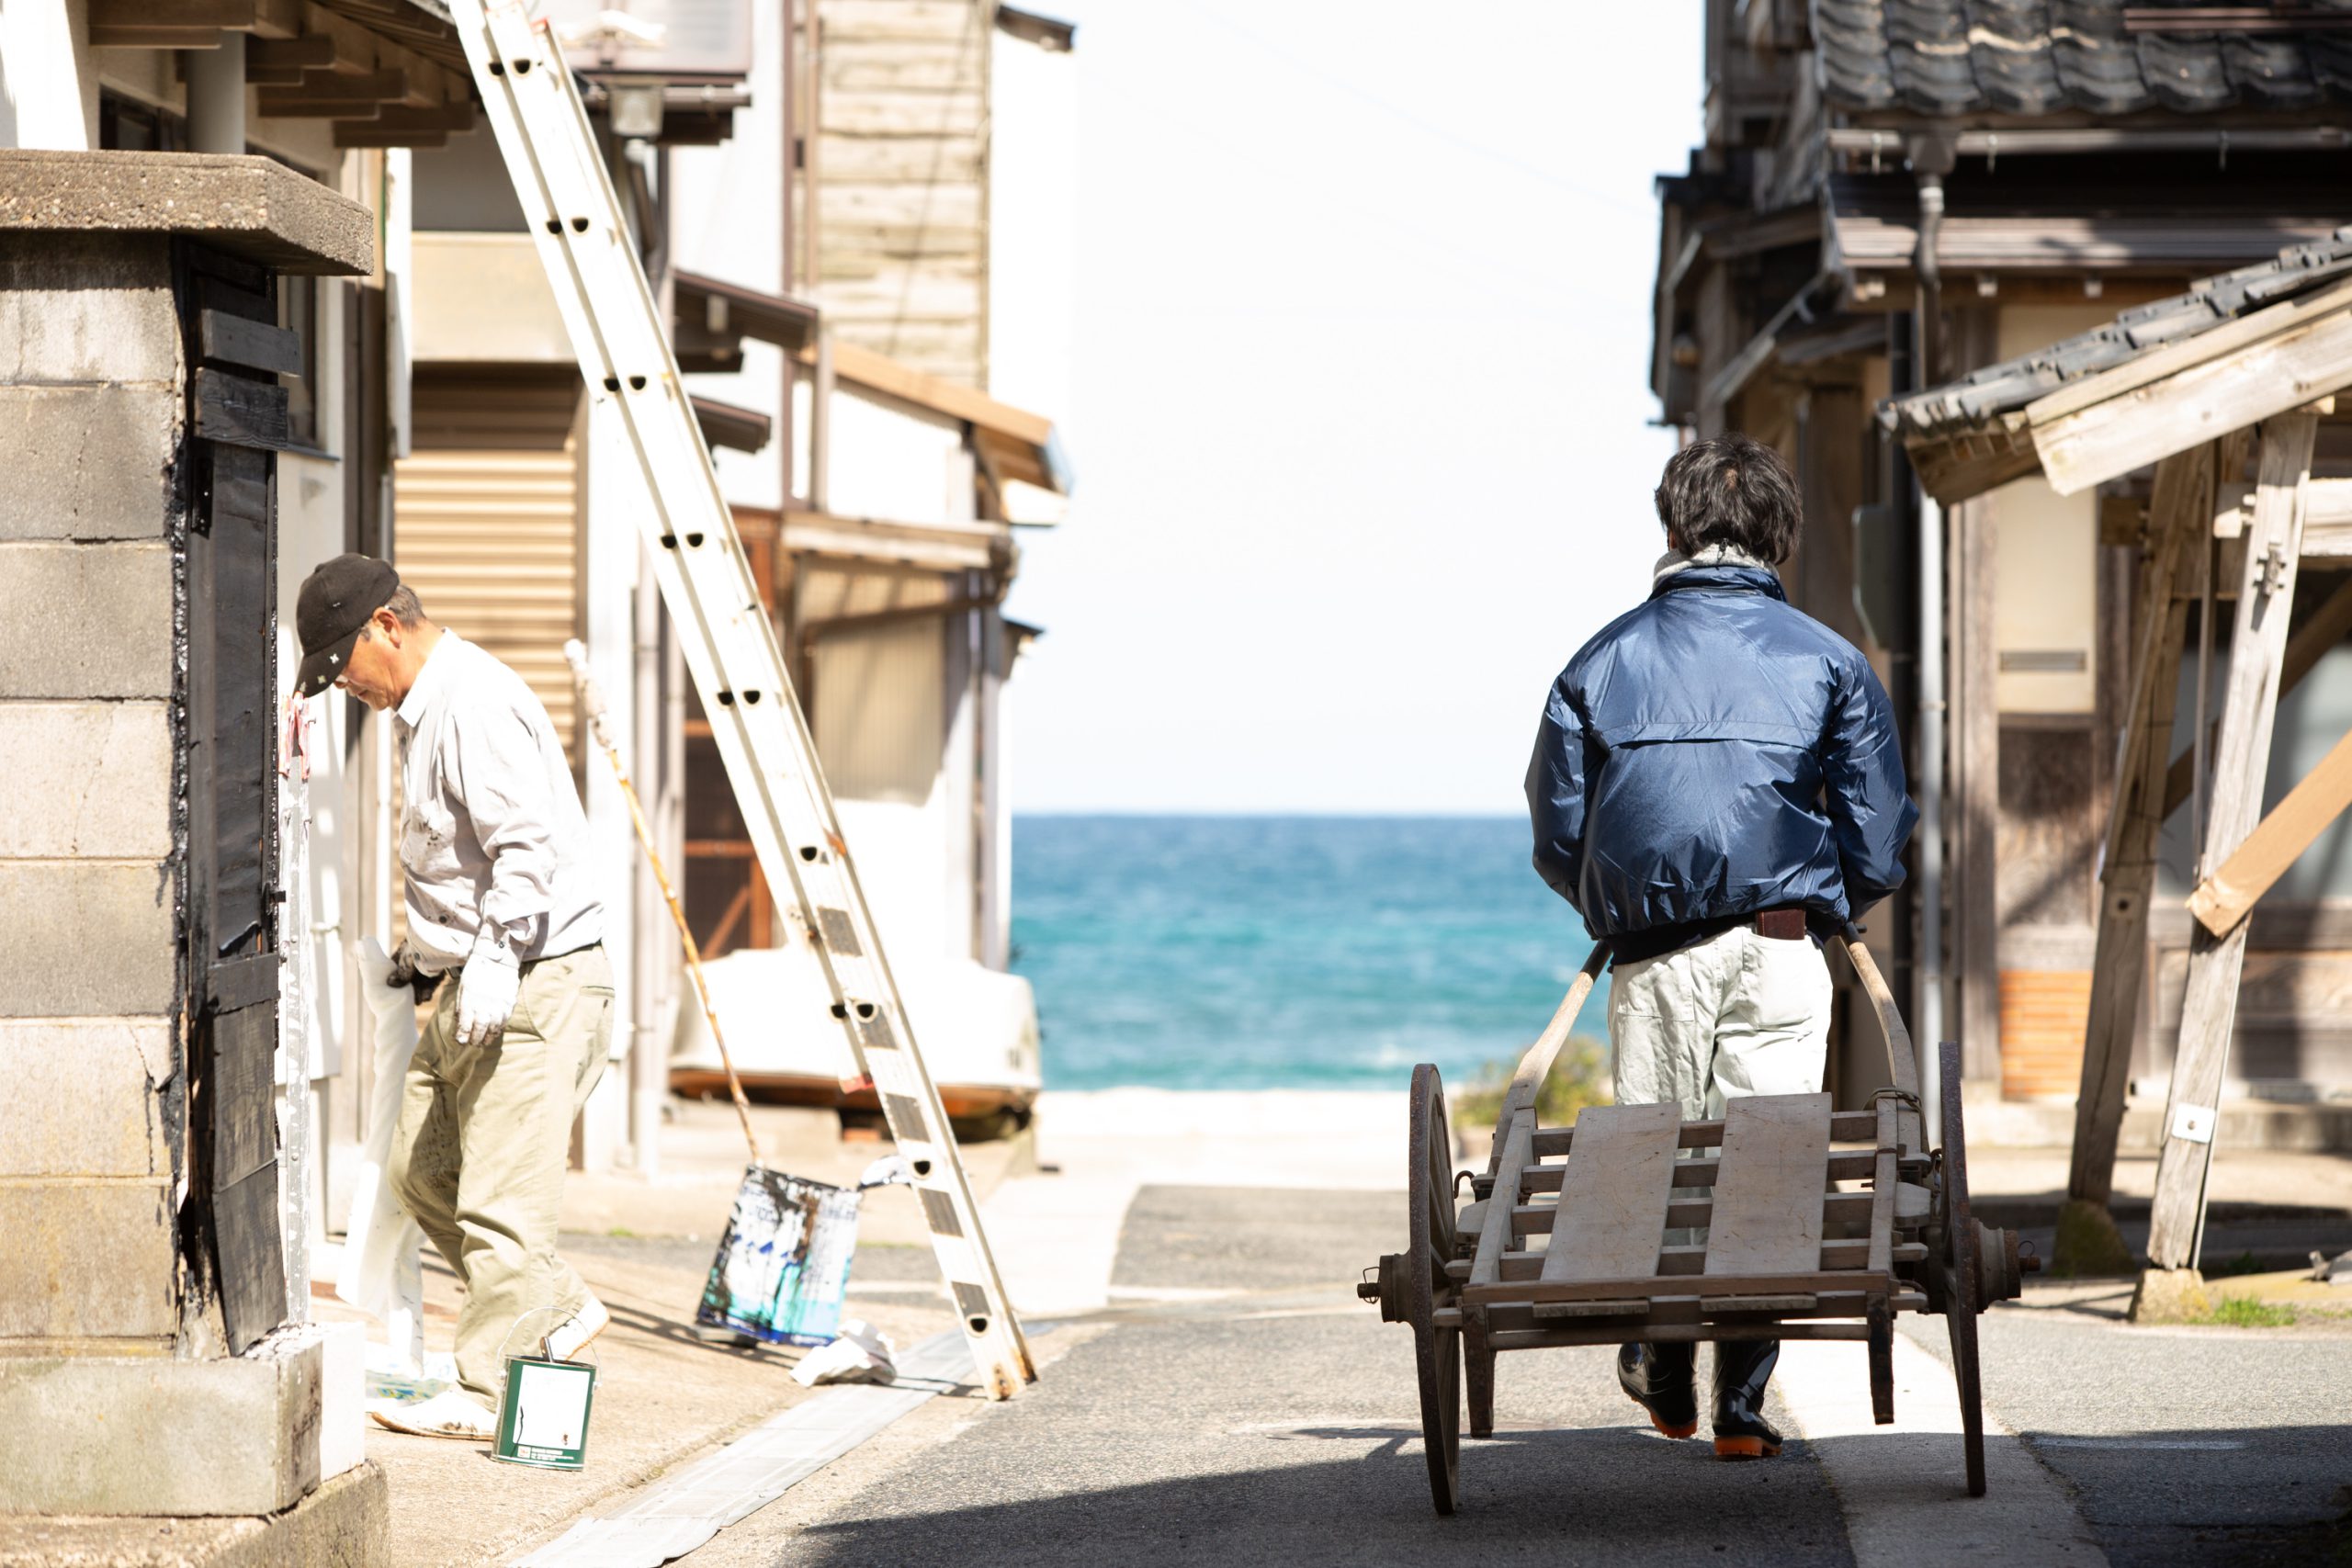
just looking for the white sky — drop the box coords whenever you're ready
[1001,2,1706,815]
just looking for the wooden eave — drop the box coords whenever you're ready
[90,0,478,148]
[673,270,819,370]
[689,394,770,455]
[814,340,1070,497]
[1897,278,2352,504]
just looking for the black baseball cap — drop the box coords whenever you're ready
[295,554,401,697]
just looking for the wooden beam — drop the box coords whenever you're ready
[2030,291,2352,497]
[88,0,254,46]
[2066,445,2211,1213]
[2160,571,2352,818]
[2029,276,2352,428]
[2145,413,2317,1271]
[86,0,300,43]
[2188,721,2352,935]
[333,102,473,148]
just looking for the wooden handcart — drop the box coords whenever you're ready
[1359,935,2034,1513]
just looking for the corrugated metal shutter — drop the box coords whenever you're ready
[393,369,585,763]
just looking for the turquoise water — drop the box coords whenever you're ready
[1009,815,1606,1092]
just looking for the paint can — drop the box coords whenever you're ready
[491,1313,599,1469]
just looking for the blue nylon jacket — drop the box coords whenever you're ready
[1524,563,1917,944]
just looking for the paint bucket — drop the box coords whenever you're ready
[491,1312,599,1470]
[695,1164,864,1348]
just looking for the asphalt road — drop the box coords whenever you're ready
[673,1185,2352,1568]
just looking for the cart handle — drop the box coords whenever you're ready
[1490,944,1611,1147]
[1494,931,1923,1162]
[1835,929,1925,1159]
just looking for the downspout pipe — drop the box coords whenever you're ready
[1910,143,1952,1128]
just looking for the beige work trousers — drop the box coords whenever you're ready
[1608,924,1834,1122]
[388,944,613,1403]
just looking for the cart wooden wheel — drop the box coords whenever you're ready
[1464,1310,1496,1440]
[1938,1042,1988,1498]
[1407,1063,1462,1515]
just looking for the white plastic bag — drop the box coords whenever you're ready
[333,938,428,1374]
[790,1318,897,1387]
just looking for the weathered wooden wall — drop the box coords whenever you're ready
[817,0,992,387]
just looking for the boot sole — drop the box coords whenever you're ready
[1623,1386,1697,1439]
[1712,1435,1783,1461]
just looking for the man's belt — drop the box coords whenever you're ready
[1752,906,1810,941]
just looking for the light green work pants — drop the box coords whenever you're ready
[387,944,614,1403]
[1607,924,1834,1122]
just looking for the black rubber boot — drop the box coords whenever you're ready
[1617,1341,1698,1439]
[1711,1339,1783,1460]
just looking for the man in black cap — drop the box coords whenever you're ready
[297,555,614,1439]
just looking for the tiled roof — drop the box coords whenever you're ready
[1815,0,2352,116]
[1882,227,2352,444]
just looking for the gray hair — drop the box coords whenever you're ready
[364,584,426,637]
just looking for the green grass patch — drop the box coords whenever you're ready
[606,1226,637,1238]
[1451,1037,1609,1131]
[2201,1294,2297,1328]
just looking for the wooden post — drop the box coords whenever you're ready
[2062,446,2213,1238]
[1952,491,2000,1084]
[2143,413,2318,1276]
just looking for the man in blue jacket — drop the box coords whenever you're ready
[1525,433,1916,1461]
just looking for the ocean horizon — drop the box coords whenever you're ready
[1009,814,1608,1094]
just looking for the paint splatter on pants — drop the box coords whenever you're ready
[388,944,614,1403]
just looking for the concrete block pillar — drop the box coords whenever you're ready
[0,152,380,1550]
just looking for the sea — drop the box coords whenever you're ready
[1009,815,1607,1093]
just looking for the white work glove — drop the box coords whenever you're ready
[454,947,521,1047]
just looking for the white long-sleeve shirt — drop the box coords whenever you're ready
[395,633,603,968]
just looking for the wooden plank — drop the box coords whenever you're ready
[198,309,300,377]
[1539,1101,1681,1283]
[1523,1148,1883,1192]
[213,1160,287,1355]
[209,1001,278,1190]
[2032,300,2352,496]
[2029,275,2352,427]
[192,368,289,450]
[1530,1109,1875,1157]
[1462,1265,1888,1308]
[1496,1188,1896,1237]
[812,338,1053,446]
[2217,475,2352,539]
[1450,1289,1935,1336]
[2069,447,2209,1210]
[1868,1100,1899,1279]
[1954,488,2002,1081]
[2148,414,2318,1269]
[2189,720,2352,934]
[1703,1094,1832,1277]
[1455,1237,1930,1283]
[2162,572,2352,818]
[1469,1111,1532,1288]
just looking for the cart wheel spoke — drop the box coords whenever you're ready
[1408,1063,1462,1515]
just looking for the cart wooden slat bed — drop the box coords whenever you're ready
[1360,935,2034,1515]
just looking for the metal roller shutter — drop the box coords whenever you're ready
[393,369,586,767]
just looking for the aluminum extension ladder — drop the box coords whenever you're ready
[447,0,1034,1400]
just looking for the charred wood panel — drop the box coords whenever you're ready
[176,241,285,1355]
